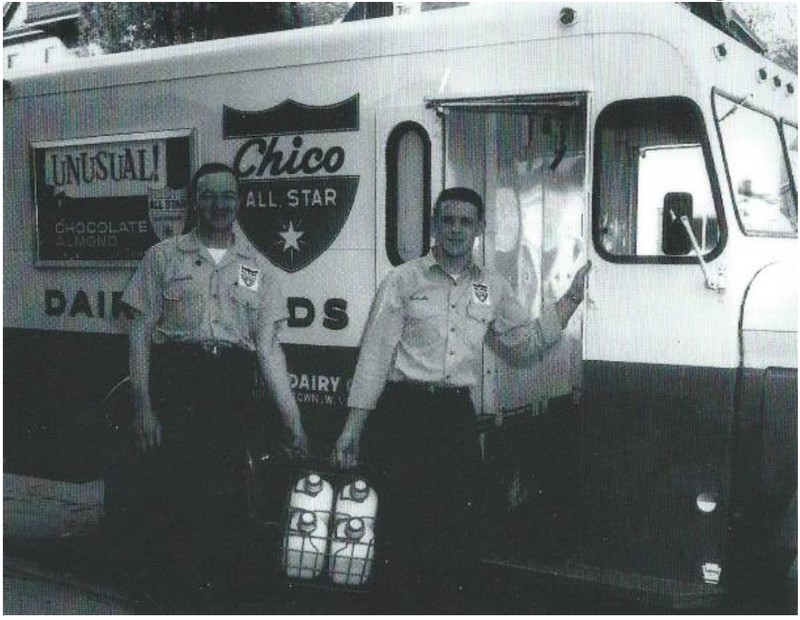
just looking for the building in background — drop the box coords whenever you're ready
[3,2,80,72]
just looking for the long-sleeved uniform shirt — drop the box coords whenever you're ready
[123,226,287,351]
[347,252,563,410]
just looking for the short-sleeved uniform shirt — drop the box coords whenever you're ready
[347,252,563,410]
[123,227,287,351]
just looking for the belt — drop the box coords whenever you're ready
[393,381,471,398]
[196,341,239,357]
[156,341,250,359]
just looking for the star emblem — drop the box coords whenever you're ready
[278,220,305,253]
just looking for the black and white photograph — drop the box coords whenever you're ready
[3,1,797,614]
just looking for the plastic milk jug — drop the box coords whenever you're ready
[328,517,375,585]
[289,473,334,525]
[283,510,328,579]
[334,479,378,526]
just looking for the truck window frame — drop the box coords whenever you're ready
[779,119,798,206]
[711,88,798,238]
[592,96,726,265]
[385,121,431,266]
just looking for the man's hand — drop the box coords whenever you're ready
[289,426,309,461]
[133,403,162,451]
[566,261,592,305]
[332,429,360,470]
[331,408,370,469]
[555,261,592,327]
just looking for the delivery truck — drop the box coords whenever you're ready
[4,2,796,609]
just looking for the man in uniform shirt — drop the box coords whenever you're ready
[331,186,590,612]
[124,162,307,609]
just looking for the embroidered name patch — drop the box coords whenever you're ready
[238,264,261,291]
[472,282,490,305]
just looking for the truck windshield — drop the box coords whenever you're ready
[714,92,797,237]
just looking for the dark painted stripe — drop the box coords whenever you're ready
[4,328,130,481]
[3,328,360,480]
[581,361,736,584]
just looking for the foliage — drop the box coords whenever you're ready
[75,2,798,74]
[77,3,349,55]
[734,3,797,73]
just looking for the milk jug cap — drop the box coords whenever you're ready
[298,511,317,533]
[303,473,323,495]
[345,517,365,540]
[351,479,369,501]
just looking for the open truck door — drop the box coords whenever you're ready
[423,93,590,570]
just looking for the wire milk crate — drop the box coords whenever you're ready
[278,467,378,591]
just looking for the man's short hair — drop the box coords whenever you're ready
[189,163,238,205]
[434,187,484,221]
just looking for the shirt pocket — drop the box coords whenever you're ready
[403,299,444,348]
[161,278,202,331]
[231,286,262,340]
[465,301,493,349]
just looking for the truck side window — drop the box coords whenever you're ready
[386,122,431,265]
[593,98,722,260]
[714,92,797,237]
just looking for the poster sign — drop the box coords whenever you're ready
[33,131,192,264]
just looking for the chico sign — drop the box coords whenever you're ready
[225,96,360,273]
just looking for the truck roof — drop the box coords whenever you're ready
[4,3,796,106]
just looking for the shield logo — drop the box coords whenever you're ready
[239,265,260,290]
[148,188,188,241]
[472,282,490,304]
[237,176,359,273]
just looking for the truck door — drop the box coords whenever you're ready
[582,97,733,590]
[428,94,589,565]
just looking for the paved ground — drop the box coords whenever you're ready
[1,473,380,615]
[3,474,137,614]
[3,472,796,615]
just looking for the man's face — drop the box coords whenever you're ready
[433,199,483,259]
[195,171,239,233]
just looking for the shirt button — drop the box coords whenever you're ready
[449,351,454,356]
[451,304,456,309]
[195,260,202,266]
[450,327,455,332]
[212,294,218,300]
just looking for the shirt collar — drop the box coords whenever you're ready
[424,247,483,279]
[176,224,256,261]
[176,230,202,254]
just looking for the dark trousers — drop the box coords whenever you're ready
[138,343,260,609]
[363,382,484,612]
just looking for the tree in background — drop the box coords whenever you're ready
[734,2,797,72]
[77,3,349,55]
[77,2,797,74]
